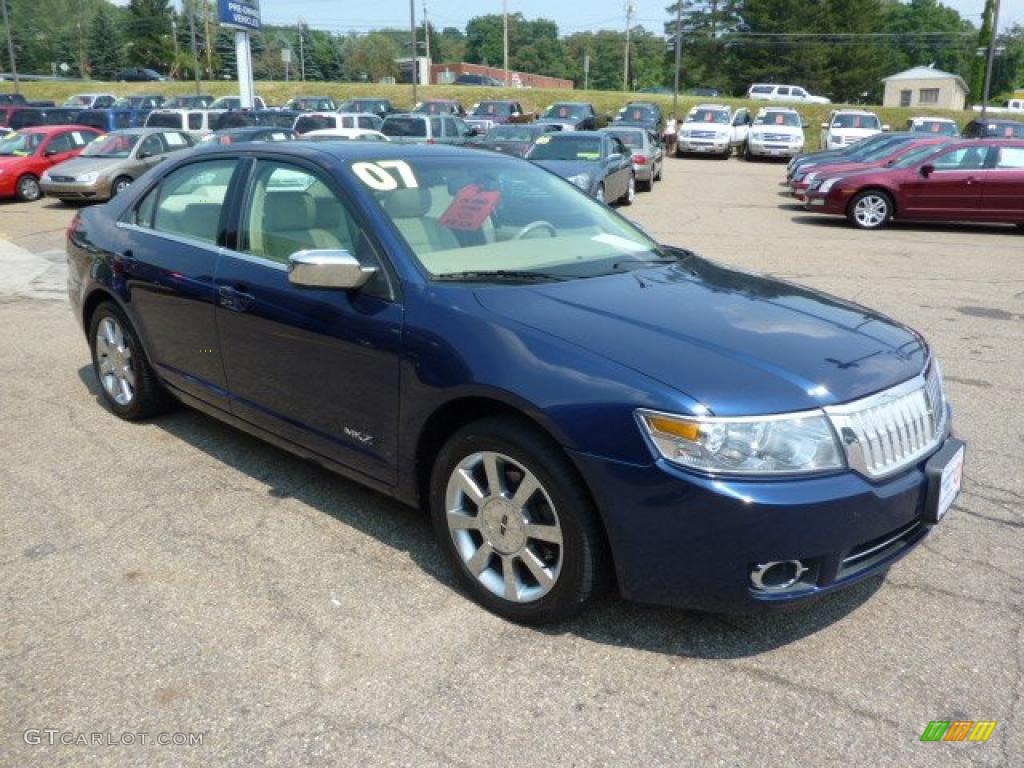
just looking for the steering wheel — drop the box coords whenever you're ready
[514,220,557,240]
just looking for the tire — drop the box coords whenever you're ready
[111,176,132,197]
[639,174,653,192]
[654,161,663,181]
[618,173,636,205]
[744,145,754,161]
[429,417,609,625]
[89,301,173,420]
[847,190,894,230]
[16,174,41,202]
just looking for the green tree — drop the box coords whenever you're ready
[125,0,172,71]
[86,4,123,80]
[342,32,400,82]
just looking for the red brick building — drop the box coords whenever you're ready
[430,62,573,90]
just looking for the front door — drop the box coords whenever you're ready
[901,145,991,217]
[981,145,1024,220]
[214,158,403,483]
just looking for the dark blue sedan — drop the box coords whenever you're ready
[66,142,965,624]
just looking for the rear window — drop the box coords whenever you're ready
[383,117,426,137]
[147,112,182,129]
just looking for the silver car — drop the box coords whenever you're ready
[600,126,663,190]
[40,128,194,202]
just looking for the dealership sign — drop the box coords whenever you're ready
[218,0,261,32]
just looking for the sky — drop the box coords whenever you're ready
[255,0,1020,35]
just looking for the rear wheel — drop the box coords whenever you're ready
[89,302,172,420]
[847,190,893,230]
[618,173,636,205]
[16,174,41,202]
[429,418,608,624]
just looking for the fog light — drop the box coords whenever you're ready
[750,560,808,592]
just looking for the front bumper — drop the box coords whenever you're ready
[748,140,803,158]
[41,178,110,201]
[571,444,948,612]
[677,137,730,154]
[804,190,848,215]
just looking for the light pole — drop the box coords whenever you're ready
[1,0,18,94]
[671,1,682,119]
[503,0,509,87]
[980,0,1002,119]
[186,0,202,95]
[409,0,418,103]
[623,0,633,92]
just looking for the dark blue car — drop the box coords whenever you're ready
[66,143,965,624]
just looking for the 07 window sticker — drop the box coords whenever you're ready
[351,160,419,191]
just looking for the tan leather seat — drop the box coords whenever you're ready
[261,192,344,262]
[382,188,459,253]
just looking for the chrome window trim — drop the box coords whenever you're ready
[116,221,222,255]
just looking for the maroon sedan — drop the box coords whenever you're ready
[803,139,1024,230]
[791,136,951,199]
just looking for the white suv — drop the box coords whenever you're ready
[745,108,805,159]
[747,84,830,105]
[820,110,887,150]
[676,104,750,158]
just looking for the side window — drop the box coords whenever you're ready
[777,87,790,96]
[442,117,457,137]
[188,112,202,130]
[239,161,384,288]
[341,116,354,129]
[430,117,442,137]
[67,131,90,148]
[139,159,238,243]
[932,146,988,171]
[996,147,1024,169]
[46,133,73,154]
[794,88,807,98]
[138,134,163,157]
[357,116,373,129]
[611,137,627,156]
[115,112,132,129]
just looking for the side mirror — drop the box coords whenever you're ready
[44,147,60,156]
[882,124,891,132]
[920,164,934,178]
[138,151,152,159]
[288,249,376,290]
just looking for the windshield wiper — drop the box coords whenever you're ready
[611,257,679,271]
[434,270,572,283]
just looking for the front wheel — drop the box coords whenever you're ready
[16,174,41,202]
[111,176,132,197]
[847,190,893,230]
[89,302,173,420]
[429,418,609,624]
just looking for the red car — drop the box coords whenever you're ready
[0,125,104,201]
[790,136,951,199]
[803,139,1024,230]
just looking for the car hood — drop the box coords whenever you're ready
[532,159,600,179]
[47,156,124,177]
[536,117,580,127]
[474,258,926,416]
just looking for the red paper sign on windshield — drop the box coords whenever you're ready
[439,185,501,231]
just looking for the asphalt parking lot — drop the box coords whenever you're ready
[1,155,1021,767]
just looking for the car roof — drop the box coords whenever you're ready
[18,125,94,135]
[833,109,878,115]
[691,104,729,110]
[189,141,505,164]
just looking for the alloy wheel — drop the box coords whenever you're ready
[18,175,40,201]
[95,316,136,406]
[853,194,889,228]
[445,451,563,604]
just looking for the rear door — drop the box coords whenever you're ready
[981,145,1024,220]
[901,145,991,217]
[213,157,403,482]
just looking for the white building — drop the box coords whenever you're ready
[882,66,969,111]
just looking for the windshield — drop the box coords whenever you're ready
[382,117,427,138]
[859,140,925,163]
[891,144,950,169]
[542,104,586,120]
[414,102,455,115]
[64,95,94,107]
[686,109,729,125]
[755,112,801,127]
[485,125,541,142]
[606,130,644,148]
[351,155,661,279]
[0,132,43,155]
[526,135,602,161]
[473,102,513,116]
[832,114,880,130]
[910,120,959,136]
[617,106,656,122]
[81,133,140,158]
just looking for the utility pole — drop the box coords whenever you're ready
[671,1,683,118]
[203,0,213,79]
[623,0,634,92]
[503,0,510,87]
[980,0,1002,119]
[171,18,180,63]
[0,0,17,93]
[298,20,306,82]
[187,0,201,95]
[423,0,431,78]
[409,0,418,102]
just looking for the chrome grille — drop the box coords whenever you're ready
[825,363,947,479]
[762,133,792,142]
[690,130,718,139]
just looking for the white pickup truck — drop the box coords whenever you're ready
[972,98,1024,114]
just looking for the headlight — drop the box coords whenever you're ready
[819,177,840,193]
[803,172,818,184]
[567,173,591,190]
[76,171,99,183]
[636,409,844,476]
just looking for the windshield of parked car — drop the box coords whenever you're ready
[414,102,456,115]
[617,105,656,122]
[382,117,427,138]
[526,135,602,161]
[858,140,930,163]
[910,120,959,136]
[832,114,881,130]
[352,155,663,280]
[0,132,44,155]
[81,133,140,158]
[473,102,514,116]
[485,125,542,142]
[542,104,587,120]
[890,144,953,169]
[686,109,730,124]
[605,130,644,148]
[755,112,801,127]
[64,95,94,107]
